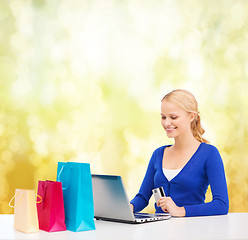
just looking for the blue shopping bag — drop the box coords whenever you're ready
[57,162,95,232]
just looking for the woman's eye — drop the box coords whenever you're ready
[171,116,178,120]
[161,116,166,120]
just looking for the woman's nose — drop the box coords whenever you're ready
[164,118,171,126]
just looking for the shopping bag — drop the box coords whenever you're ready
[37,180,66,232]
[57,162,95,232]
[9,189,42,233]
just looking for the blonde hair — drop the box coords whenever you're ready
[161,89,208,143]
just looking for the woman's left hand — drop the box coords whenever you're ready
[157,197,186,217]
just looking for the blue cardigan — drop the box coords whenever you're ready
[130,143,229,217]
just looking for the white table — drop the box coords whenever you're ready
[0,213,247,239]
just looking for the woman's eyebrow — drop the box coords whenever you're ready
[161,112,178,116]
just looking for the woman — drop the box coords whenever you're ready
[130,89,229,217]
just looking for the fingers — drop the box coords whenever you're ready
[159,203,168,212]
[157,197,171,213]
[157,197,163,207]
[130,203,134,211]
[159,200,168,212]
[157,196,170,206]
[157,197,185,217]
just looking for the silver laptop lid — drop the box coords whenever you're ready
[92,175,135,222]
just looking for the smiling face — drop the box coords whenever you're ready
[161,100,194,139]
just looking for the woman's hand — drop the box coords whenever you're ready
[130,203,134,212]
[157,197,185,217]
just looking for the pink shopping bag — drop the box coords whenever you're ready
[37,181,66,232]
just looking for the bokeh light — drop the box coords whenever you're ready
[0,0,248,214]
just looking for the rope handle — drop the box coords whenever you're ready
[57,164,72,190]
[36,194,42,204]
[9,193,23,208]
[9,193,42,208]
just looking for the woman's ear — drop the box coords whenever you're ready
[189,113,195,122]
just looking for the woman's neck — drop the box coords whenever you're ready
[173,134,200,151]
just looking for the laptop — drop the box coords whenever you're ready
[91,174,171,224]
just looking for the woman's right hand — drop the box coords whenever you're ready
[130,203,134,211]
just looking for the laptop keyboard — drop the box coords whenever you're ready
[134,212,169,219]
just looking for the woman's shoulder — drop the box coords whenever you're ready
[200,142,222,162]
[148,145,171,165]
[200,143,225,169]
[152,144,172,155]
[200,142,219,153]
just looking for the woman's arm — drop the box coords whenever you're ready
[184,146,229,217]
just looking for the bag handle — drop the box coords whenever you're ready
[9,193,23,208]
[9,193,42,208]
[36,194,42,204]
[57,163,72,190]
[39,181,48,209]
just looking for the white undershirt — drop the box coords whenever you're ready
[163,168,183,181]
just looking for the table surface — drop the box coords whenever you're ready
[0,213,248,240]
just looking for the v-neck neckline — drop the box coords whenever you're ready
[161,142,203,182]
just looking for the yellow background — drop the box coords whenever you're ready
[1,0,248,214]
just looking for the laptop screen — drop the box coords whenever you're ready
[91,175,135,221]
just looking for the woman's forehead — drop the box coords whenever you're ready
[161,100,187,114]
